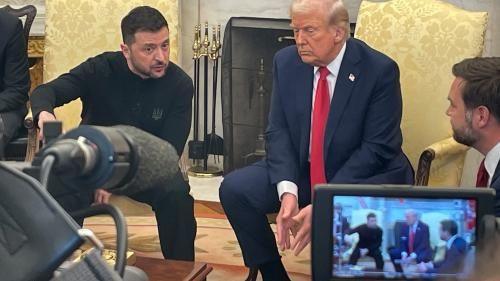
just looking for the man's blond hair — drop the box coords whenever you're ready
[290,0,350,39]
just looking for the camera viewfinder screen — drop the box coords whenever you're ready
[332,196,477,279]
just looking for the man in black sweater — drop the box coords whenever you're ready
[30,6,195,261]
[348,212,384,270]
[0,9,30,159]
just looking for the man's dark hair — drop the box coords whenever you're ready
[121,6,169,45]
[452,57,500,121]
[367,213,376,220]
[440,219,458,236]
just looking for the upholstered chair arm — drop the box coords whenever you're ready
[416,137,469,186]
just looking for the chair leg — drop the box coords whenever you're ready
[245,267,258,281]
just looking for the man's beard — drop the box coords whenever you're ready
[130,57,166,79]
[452,111,478,146]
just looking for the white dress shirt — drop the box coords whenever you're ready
[446,234,458,250]
[404,222,419,258]
[484,142,500,187]
[277,42,347,201]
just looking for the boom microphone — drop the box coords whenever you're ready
[35,125,180,196]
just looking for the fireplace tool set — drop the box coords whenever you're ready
[188,23,224,177]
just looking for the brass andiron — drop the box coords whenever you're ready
[188,23,224,177]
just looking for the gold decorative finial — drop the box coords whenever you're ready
[192,25,201,59]
[201,22,210,56]
[210,26,218,60]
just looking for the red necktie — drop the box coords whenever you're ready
[408,227,415,253]
[310,67,330,195]
[476,159,489,188]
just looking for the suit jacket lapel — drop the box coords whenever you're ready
[296,63,314,169]
[491,161,500,187]
[324,39,361,160]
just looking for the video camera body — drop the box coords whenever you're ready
[15,124,180,202]
[0,124,181,281]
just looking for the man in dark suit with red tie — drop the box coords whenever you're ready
[219,0,414,279]
[446,57,500,215]
[389,209,432,273]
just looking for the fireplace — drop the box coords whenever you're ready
[221,17,294,174]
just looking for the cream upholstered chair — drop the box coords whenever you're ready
[354,0,488,186]
[42,0,180,216]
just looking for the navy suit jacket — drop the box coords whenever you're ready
[490,162,500,216]
[0,10,29,113]
[397,221,433,263]
[429,236,467,274]
[265,38,414,190]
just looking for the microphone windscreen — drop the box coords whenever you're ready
[111,125,180,196]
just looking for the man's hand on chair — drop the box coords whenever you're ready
[37,111,57,139]
[290,204,312,256]
[94,188,111,204]
[277,193,299,252]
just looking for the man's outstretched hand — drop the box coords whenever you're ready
[277,193,299,251]
[291,204,312,256]
[37,111,57,139]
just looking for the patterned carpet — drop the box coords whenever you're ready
[83,214,311,280]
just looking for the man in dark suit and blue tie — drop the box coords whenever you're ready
[219,0,414,279]
[417,219,467,274]
[446,57,500,216]
[389,209,432,273]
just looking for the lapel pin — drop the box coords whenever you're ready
[349,73,355,82]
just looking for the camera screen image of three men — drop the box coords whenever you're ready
[332,196,476,278]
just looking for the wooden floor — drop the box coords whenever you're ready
[194,200,226,219]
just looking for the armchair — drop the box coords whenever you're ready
[354,0,488,186]
[0,5,36,46]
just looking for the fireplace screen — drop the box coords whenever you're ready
[221,17,295,174]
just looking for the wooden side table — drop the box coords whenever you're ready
[134,257,212,281]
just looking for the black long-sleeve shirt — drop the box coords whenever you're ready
[0,10,30,113]
[349,224,383,251]
[30,51,193,156]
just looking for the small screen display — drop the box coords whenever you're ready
[332,196,477,279]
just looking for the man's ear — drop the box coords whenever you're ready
[333,26,346,43]
[475,106,491,128]
[120,43,130,59]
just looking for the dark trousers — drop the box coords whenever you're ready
[388,248,432,273]
[0,108,25,159]
[219,160,311,267]
[349,246,384,270]
[389,249,405,272]
[52,169,196,261]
